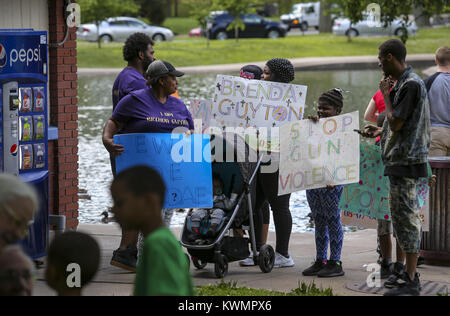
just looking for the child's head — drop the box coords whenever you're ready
[212,173,224,196]
[110,165,166,231]
[377,111,386,127]
[317,88,344,118]
[240,65,263,80]
[46,232,100,296]
[0,245,34,296]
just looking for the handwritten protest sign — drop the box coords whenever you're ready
[212,75,307,129]
[339,143,390,221]
[341,210,377,229]
[194,75,308,152]
[339,144,431,228]
[189,99,213,133]
[114,133,213,209]
[278,111,360,194]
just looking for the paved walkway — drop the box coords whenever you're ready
[33,223,450,296]
[78,54,435,76]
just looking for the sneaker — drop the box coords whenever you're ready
[110,246,137,272]
[239,252,258,267]
[302,259,327,276]
[274,252,295,268]
[384,262,405,288]
[317,260,345,277]
[384,272,421,296]
[380,262,393,279]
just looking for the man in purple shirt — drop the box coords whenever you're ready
[109,33,155,272]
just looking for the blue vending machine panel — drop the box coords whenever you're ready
[0,29,49,259]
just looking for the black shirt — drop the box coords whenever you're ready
[384,80,428,178]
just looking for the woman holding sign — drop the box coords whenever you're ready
[252,58,296,268]
[102,60,194,262]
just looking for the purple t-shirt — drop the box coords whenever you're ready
[112,67,147,110]
[112,86,194,134]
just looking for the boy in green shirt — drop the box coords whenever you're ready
[110,165,194,296]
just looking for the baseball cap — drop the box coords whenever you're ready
[146,60,184,84]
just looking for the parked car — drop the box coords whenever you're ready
[332,15,418,37]
[208,13,288,40]
[76,17,174,43]
[280,2,320,31]
[189,27,205,37]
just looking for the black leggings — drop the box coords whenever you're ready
[254,170,292,257]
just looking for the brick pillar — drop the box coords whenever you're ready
[48,0,79,230]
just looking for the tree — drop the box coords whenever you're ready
[136,0,167,26]
[329,0,449,43]
[78,0,139,48]
[185,0,214,47]
[213,0,264,43]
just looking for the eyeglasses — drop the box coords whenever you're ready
[0,270,34,283]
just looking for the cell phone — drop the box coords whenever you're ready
[353,129,363,134]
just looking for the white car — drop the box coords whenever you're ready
[332,16,418,37]
[77,17,174,43]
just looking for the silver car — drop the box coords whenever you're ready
[332,15,418,37]
[77,17,174,42]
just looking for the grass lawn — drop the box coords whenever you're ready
[195,280,334,296]
[77,26,449,68]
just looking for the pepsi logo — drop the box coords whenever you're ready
[0,44,7,70]
[10,144,18,156]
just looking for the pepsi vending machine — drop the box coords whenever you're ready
[0,29,49,259]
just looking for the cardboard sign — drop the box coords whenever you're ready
[114,133,213,209]
[339,143,390,221]
[341,210,378,229]
[212,75,307,129]
[278,111,360,194]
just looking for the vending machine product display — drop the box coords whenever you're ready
[0,29,49,259]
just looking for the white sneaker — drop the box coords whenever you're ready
[274,252,295,268]
[239,252,258,266]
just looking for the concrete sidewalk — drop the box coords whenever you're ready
[77,54,435,76]
[33,223,450,296]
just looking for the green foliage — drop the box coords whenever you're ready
[184,0,214,29]
[328,0,448,43]
[195,280,334,296]
[136,0,167,26]
[77,0,139,48]
[78,0,139,24]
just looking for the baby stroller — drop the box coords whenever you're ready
[180,134,275,278]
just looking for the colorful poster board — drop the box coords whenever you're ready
[278,111,360,194]
[114,133,213,209]
[339,143,390,221]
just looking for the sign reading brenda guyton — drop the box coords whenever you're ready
[203,75,307,152]
[278,111,360,195]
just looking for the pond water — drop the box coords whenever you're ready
[77,68,426,232]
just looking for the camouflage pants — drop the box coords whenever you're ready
[389,176,422,254]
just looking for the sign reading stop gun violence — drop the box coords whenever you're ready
[209,75,307,151]
[278,111,360,195]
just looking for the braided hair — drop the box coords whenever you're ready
[318,88,344,112]
[266,58,295,83]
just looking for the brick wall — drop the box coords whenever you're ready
[47,0,79,230]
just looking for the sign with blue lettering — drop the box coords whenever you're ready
[0,31,47,82]
[114,133,213,209]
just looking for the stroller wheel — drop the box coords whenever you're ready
[214,255,228,278]
[192,257,208,270]
[258,244,275,273]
